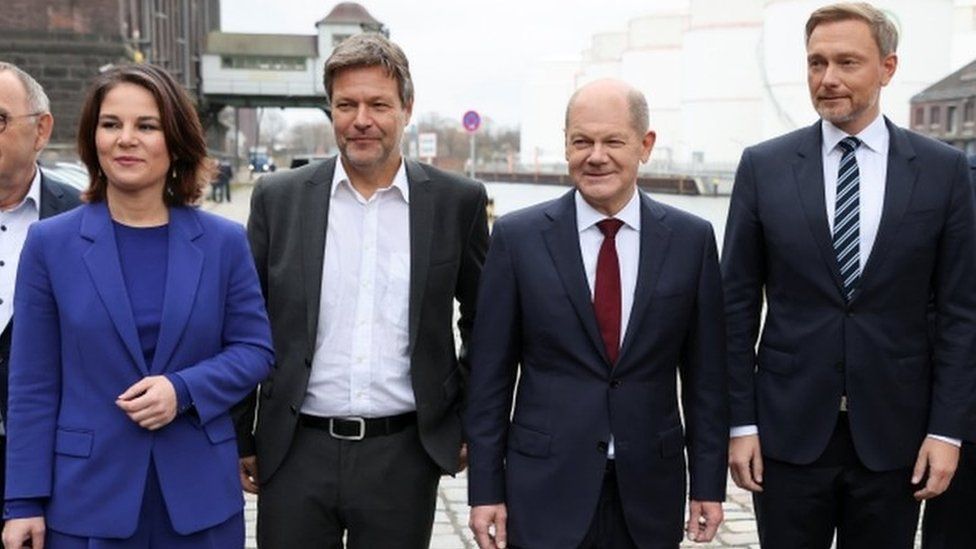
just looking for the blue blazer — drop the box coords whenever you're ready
[4,202,273,538]
[722,119,976,468]
[465,190,729,549]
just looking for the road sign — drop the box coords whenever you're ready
[462,110,481,133]
[418,132,437,158]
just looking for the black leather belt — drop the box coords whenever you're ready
[300,412,416,441]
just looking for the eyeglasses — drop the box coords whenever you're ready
[0,112,43,134]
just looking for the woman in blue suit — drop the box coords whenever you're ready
[1,64,273,548]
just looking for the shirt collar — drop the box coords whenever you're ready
[2,164,42,214]
[331,157,409,203]
[822,113,888,155]
[575,187,641,233]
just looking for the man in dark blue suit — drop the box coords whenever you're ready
[723,3,976,547]
[920,152,976,548]
[465,79,728,549]
[0,62,81,515]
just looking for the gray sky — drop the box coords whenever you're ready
[221,0,688,128]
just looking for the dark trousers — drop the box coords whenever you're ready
[46,460,244,548]
[577,462,639,549]
[921,440,976,548]
[754,415,920,549]
[0,434,5,522]
[257,422,442,549]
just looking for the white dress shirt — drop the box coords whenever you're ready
[302,159,415,418]
[0,165,41,435]
[576,188,641,458]
[731,114,959,446]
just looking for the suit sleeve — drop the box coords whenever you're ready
[680,225,730,502]
[5,225,59,502]
[928,152,976,439]
[721,148,766,428]
[174,222,274,426]
[232,181,269,456]
[455,183,490,404]
[464,219,520,506]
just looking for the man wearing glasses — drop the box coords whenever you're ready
[0,62,81,510]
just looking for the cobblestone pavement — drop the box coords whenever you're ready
[208,185,923,549]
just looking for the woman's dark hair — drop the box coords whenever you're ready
[77,64,211,206]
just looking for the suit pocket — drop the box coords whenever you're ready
[204,415,236,444]
[757,345,796,375]
[896,354,930,382]
[55,428,93,458]
[508,423,551,458]
[658,425,684,458]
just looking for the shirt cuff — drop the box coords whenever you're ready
[4,498,44,520]
[165,373,193,415]
[927,434,962,447]
[730,425,759,438]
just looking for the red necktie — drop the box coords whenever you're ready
[594,218,624,366]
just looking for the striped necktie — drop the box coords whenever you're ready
[833,136,862,301]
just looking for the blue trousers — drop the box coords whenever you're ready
[46,460,244,549]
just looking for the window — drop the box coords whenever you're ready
[947,105,957,133]
[931,106,941,127]
[965,100,974,123]
[221,56,306,71]
[913,106,925,126]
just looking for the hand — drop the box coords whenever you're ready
[116,376,178,430]
[240,455,260,494]
[469,503,507,549]
[912,437,960,500]
[728,434,764,492]
[457,443,469,473]
[686,500,723,542]
[3,516,45,549]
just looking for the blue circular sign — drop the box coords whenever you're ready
[462,110,481,133]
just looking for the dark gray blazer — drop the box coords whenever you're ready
[234,156,489,482]
[0,170,82,420]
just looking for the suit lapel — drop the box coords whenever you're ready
[617,192,671,366]
[406,160,432,354]
[793,121,846,297]
[854,120,917,300]
[301,159,335,352]
[542,191,608,364]
[150,208,203,374]
[38,172,67,219]
[80,203,147,374]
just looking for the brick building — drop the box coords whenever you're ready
[0,0,219,151]
[910,58,976,156]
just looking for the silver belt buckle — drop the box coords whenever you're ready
[329,417,366,441]
[840,395,848,412]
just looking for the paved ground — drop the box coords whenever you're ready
[206,184,922,549]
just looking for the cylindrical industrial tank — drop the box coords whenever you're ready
[519,58,580,166]
[621,12,689,171]
[760,0,955,140]
[576,31,628,85]
[680,0,765,166]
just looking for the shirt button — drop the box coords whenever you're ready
[610,380,622,389]
[289,405,298,415]
[835,362,845,372]
[596,441,608,453]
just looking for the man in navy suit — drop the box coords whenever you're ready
[723,3,976,547]
[466,79,728,549]
[0,62,81,514]
[920,153,976,548]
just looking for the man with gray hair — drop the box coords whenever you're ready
[466,78,728,549]
[233,34,489,548]
[722,3,976,546]
[0,61,81,511]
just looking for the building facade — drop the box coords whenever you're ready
[910,58,976,155]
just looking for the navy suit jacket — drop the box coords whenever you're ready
[465,189,728,549]
[4,202,273,537]
[722,119,976,470]
[0,170,81,422]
